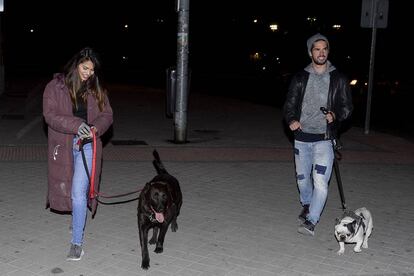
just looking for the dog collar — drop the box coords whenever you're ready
[148,213,158,223]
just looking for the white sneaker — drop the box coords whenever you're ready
[66,244,84,261]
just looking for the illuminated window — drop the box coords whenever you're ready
[269,24,278,32]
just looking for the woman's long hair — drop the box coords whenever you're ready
[64,47,107,111]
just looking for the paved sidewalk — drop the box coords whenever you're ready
[0,82,413,275]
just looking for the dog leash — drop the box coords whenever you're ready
[78,130,97,198]
[321,107,347,210]
[90,130,97,198]
[79,131,142,204]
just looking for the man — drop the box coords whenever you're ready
[283,33,353,236]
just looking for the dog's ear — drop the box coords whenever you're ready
[347,220,357,233]
[335,217,341,225]
[143,182,151,191]
[143,182,152,200]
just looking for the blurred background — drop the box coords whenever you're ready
[1,0,412,140]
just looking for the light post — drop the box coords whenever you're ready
[0,0,4,96]
[173,0,190,143]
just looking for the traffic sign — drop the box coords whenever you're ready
[361,0,389,28]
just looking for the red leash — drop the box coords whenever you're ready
[87,130,142,201]
[89,129,97,199]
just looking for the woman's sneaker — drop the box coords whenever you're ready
[66,244,84,261]
[298,220,315,236]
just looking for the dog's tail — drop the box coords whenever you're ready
[153,149,168,174]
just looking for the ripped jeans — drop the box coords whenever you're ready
[71,137,92,245]
[294,140,334,225]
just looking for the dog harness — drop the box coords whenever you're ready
[342,212,366,237]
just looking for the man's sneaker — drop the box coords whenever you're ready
[298,220,315,236]
[66,244,84,261]
[298,204,310,223]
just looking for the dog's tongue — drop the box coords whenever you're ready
[154,211,164,223]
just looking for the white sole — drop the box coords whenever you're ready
[297,227,314,236]
[66,250,84,261]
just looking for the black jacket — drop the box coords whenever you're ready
[283,69,353,139]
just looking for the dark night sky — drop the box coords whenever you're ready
[2,1,412,138]
[1,1,409,81]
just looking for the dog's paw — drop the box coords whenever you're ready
[337,249,345,255]
[154,246,163,254]
[141,259,150,270]
[149,237,157,245]
[171,222,178,232]
[362,242,368,249]
[353,247,362,253]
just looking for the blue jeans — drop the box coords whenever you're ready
[294,140,334,225]
[71,137,92,245]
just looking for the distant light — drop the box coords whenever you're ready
[332,24,341,30]
[269,24,278,32]
[253,19,258,23]
[306,16,317,23]
[250,52,262,61]
[29,29,34,33]
[124,24,129,29]
[122,56,128,61]
[275,56,281,64]
[350,79,358,86]
[262,66,266,71]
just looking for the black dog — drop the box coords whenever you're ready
[137,150,182,270]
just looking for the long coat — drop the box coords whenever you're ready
[42,73,113,217]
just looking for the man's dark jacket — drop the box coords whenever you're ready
[283,69,353,138]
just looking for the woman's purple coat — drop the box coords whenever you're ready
[43,73,113,217]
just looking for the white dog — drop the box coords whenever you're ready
[334,207,373,255]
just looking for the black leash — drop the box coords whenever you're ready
[79,139,92,182]
[321,107,347,210]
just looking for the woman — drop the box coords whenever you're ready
[43,47,113,261]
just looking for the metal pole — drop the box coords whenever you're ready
[174,0,190,143]
[364,0,377,135]
[0,8,5,96]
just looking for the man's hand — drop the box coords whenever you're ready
[326,112,335,123]
[320,107,335,124]
[289,120,302,131]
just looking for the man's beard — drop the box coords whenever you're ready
[313,56,327,66]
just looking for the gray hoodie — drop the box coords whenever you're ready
[300,61,336,134]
